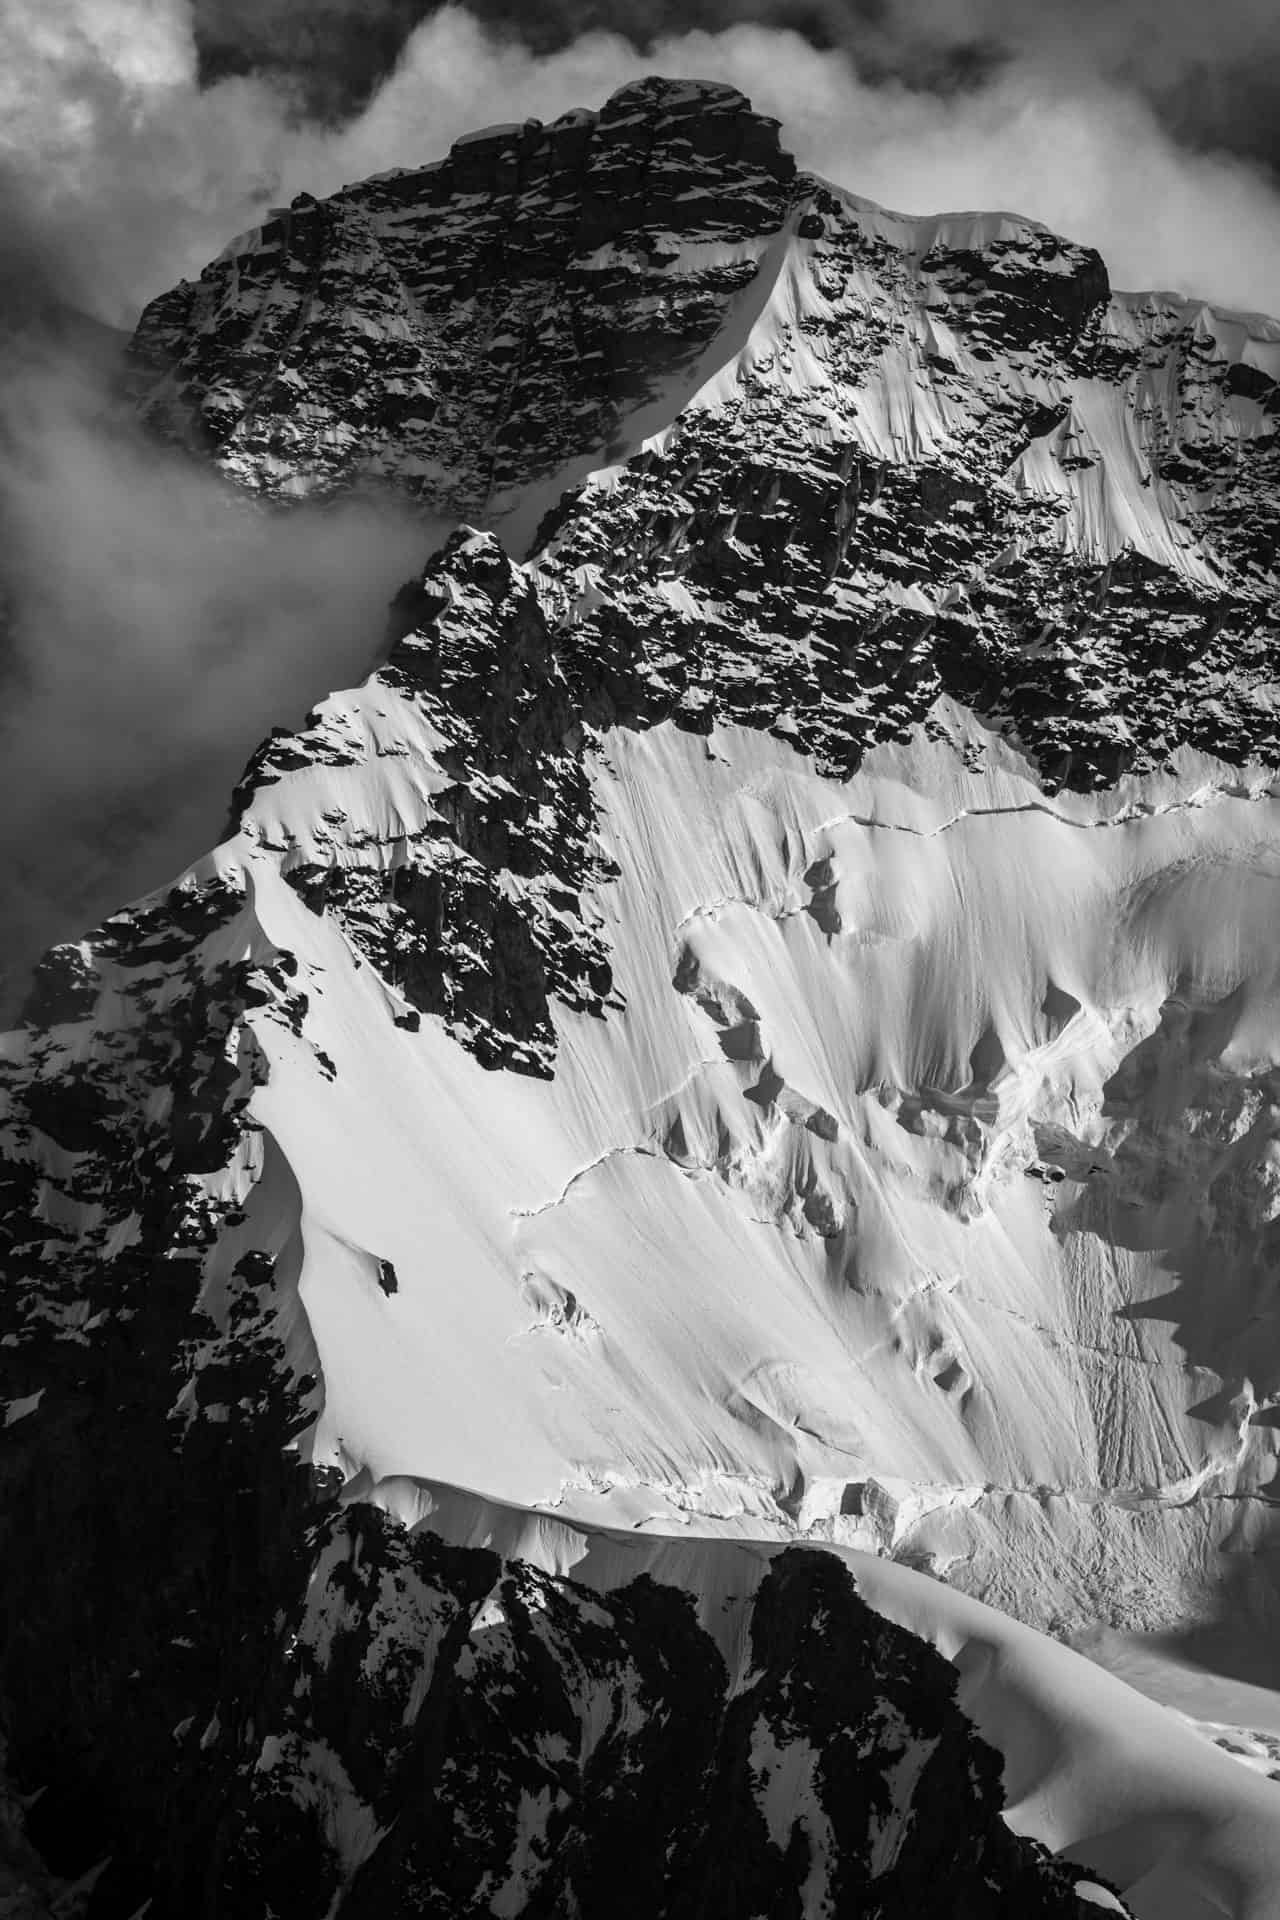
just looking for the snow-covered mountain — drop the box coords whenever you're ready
[4,75,1280,1918]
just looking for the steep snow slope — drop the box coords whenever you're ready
[4,74,1280,1920]
[224,685,1280,1634]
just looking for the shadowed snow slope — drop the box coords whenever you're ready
[4,73,1280,1920]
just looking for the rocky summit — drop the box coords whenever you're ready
[4,74,1280,1919]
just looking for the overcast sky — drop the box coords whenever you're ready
[3,0,1279,325]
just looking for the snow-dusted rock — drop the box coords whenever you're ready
[4,73,1280,1919]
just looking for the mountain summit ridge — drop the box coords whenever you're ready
[125,76,1280,781]
[3,74,1280,1919]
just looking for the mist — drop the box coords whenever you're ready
[0,332,436,1007]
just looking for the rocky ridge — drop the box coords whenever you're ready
[127,79,795,516]
[4,73,1280,1918]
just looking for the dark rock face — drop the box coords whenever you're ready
[518,200,1280,792]
[538,430,1268,792]
[264,533,617,1075]
[920,234,1111,353]
[127,79,794,512]
[0,882,324,1916]
[314,1538,1121,1920]
[125,81,1280,800]
[2,1457,1129,1920]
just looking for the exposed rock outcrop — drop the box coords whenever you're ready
[4,73,1280,1920]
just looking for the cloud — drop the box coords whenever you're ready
[851,0,1280,179]
[0,3,326,326]
[878,0,1280,91]
[0,326,433,1006]
[187,0,1280,175]
[0,4,431,1000]
[651,25,1280,310]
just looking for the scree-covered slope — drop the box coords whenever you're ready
[4,75,1280,1920]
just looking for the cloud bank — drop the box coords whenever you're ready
[187,0,1280,205]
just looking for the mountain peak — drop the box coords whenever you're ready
[126,73,798,519]
[5,75,1280,1920]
